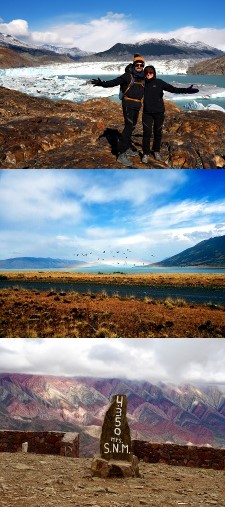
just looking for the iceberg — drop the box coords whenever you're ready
[184,100,225,113]
[0,61,225,108]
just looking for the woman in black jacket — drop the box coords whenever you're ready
[142,65,199,163]
[91,55,145,167]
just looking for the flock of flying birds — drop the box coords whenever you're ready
[73,249,155,267]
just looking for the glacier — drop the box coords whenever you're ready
[0,60,225,111]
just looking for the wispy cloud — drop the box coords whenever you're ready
[0,170,225,262]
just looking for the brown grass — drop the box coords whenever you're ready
[1,270,225,287]
[0,287,225,338]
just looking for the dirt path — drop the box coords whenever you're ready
[0,453,225,507]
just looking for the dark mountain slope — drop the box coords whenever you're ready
[155,235,225,267]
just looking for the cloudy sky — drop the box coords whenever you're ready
[0,1,225,51]
[0,338,225,387]
[0,169,225,264]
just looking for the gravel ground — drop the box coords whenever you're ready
[0,453,225,507]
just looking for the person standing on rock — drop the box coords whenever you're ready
[91,55,145,167]
[142,65,199,164]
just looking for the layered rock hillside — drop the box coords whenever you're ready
[0,86,225,168]
[156,235,225,267]
[0,374,225,456]
[187,54,225,74]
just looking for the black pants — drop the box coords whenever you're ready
[118,106,139,154]
[142,112,165,154]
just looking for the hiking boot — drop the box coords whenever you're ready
[142,154,150,164]
[154,151,162,161]
[125,147,138,157]
[117,153,133,167]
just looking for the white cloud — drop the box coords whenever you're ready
[0,171,224,262]
[1,339,225,385]
[81,171,186,206]
[0,19,29,37]
[0,171,83,223]
[47,12,134,51]
[1,15,225,51]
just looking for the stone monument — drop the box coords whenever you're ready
[91,394,140,478]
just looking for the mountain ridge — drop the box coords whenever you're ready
[0,33,223,68]
[0,373,225,455]
[0,257,83,269]
[154,235,225,267]
[79,39,223,62]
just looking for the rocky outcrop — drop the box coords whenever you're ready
[187,54,225,74]
[91,455,140,478]
[0,86,225,168]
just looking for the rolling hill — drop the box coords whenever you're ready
[0,257,83,269]
[155,235,225,267]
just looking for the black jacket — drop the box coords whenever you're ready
[144,78,192,113]
[100,72,145,110]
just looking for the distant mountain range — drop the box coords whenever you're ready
[0,257,83,269]
[155,235,225,267]
[0,32,223,68]
[40,43,92,58]
[81,39,224,62]
[0,374,225,456]
[0,33,77,67]
[1,235,225,269]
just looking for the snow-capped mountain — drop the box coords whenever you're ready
[41,44,92,57]
[81,39,224,61]
[137,38,222,53]
[0,32,39,50]
[0,33,91,58]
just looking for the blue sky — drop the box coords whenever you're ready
[0,169,225,264]
[1,1,225,51]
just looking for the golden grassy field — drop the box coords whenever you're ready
[1,286,225,338]
[1,270,225,286]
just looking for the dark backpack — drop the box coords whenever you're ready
[119,74,145,102]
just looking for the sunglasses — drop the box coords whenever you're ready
[145,71,154,75]
[135,63,144,68]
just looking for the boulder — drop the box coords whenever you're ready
[91,455,140,478]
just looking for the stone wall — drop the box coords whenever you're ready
[0,430,79,457]
[132,441,225,470]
